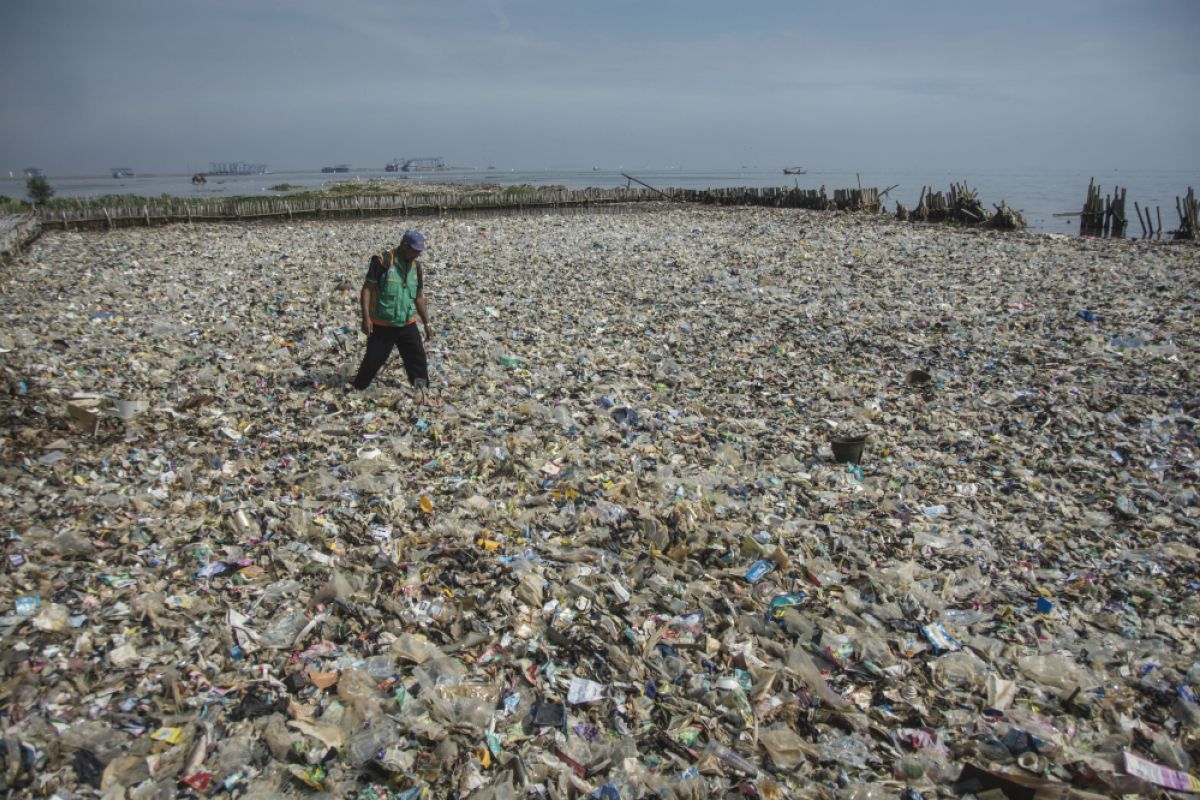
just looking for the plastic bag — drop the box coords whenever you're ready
[759,723,813,770]
[1018,653,1100,693]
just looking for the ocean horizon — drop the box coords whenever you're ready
[3,165,1196,236]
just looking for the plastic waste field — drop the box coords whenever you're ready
[0,207,1197,798]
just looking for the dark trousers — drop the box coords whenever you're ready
[352,323,428,390]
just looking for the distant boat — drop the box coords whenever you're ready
[111,168,134,178]
[23,167,44,177]
[783,166,806,175]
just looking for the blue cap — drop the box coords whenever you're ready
[401,230,426,252]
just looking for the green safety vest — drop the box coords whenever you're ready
[369,252,420,326]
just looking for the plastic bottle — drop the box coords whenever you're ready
[975,735,1014,763]
[702,741,760,776]
[259,610,308,649]
[818,734,871,768]
[1151,735,1192,771]
[550,405,573,427]
[1186,662,1200,686]
[837,783,891,800]
[346,721,400,767]
[363,655,396,680]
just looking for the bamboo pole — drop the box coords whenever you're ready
[621,173,671,199]
[1176,188,1197,239]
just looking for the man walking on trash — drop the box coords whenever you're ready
[351,230,434,403]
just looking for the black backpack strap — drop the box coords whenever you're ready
[367,250,392,289]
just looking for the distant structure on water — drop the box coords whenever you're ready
[783,166,806,175]
[208,162,267,175]
[111,168,134,178]
[23,167,44,177]
[385,157,446,173]
[321,165,351,173]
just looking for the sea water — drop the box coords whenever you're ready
[2,166,1195,236]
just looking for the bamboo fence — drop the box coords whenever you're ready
[33,187,667,230]
[672,185,880,211]
[30,184,892,231]
[18,182,1193,239]
[1079,179,1128,238]
[1083,180,1196,240]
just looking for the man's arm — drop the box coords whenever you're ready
[359,283,373,335]
[415,292,433,339]
[360,256,385,335]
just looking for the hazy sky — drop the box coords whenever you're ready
[2,0,1197,174]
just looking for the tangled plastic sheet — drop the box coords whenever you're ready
[0,207,1197,798]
